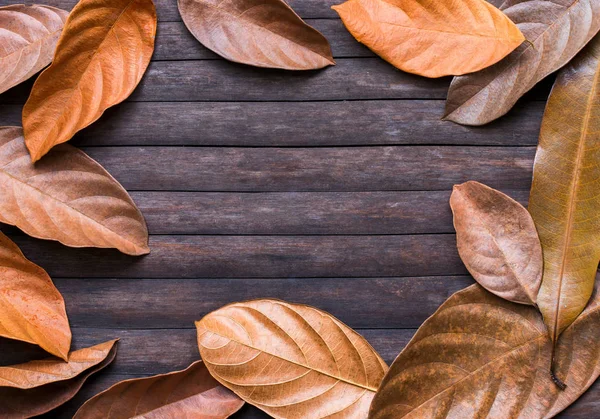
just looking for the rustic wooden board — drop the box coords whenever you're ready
[0,0,592,417]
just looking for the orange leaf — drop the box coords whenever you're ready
[0,5,68,94]
[74,360,244,418]
[22,0,157,162]
[178,0,334,70]
[0,127,149,256]
[0,340,117,418]
[332,0,524,78]
[0,231,70,360]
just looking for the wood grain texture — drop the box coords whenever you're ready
[0,101,545,147]
[77,146,535,192]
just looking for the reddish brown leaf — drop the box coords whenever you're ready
[0,230,70,360]
[444,0,600,125]
[74,360,244,418]
[0,127,149,256]
[0,5,68,94]
[450,181,542,305]
[22,0,157,162]
[369,281,600,418]
[0,340,118,419]
[178,0,334,70]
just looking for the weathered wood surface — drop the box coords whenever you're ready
[0,0,592,416]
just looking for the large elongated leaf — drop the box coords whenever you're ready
[0,127,149,256]
[178,0,334,70]
[196,299,387,418]
[528,35,600,344]
[368,282,600,418]
[444,0,600,126]
[73,360,244,418]
[0,230,70,360]
[450,181,542,305]
[0,340,117,418]
[0,5,68,95]
[332,0,524,78]
[22,0,157,162]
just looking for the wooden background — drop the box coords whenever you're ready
[0,0,598,417]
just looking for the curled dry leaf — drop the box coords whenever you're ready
[0,5,68,95]
[444,0,600,126]
[22,0,157,162]
[0,127,149,256]
[332,0,524,78]
[196,299,387,418]
[74,360,244,419]
[450,181,542,305]
[0,339,118,419]
[369,281,600,418]
[528,35,600,345]
[178,0,334,70]
[0,230,70,360]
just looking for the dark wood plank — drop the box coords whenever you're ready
[78,146,535,192]
[128,190,527,235]
[12,234,467,278]
[155,20,374,60]
[0,100,544,146]
[52,276,474,329]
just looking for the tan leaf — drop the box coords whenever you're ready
[178,0,334,70]
[0,5,68,94]
[0,127,149,256]
[0,339,118,418]
[0,230,70,360]
[332,0,524,78]
[444,0,600,126]
[450,181,542,305]
[22,0,157,162]
[196,299,388,419]
[368,282,600,418]
[528,34,600,345]
[73,360,244,418]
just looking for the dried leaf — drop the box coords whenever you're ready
[22,0,157,162]
[0,230,70,360]
[450,181,542,305]
[0,127,149,256]
[178,0,334,70]
[0,339,118,419]
[528,35,600,345]
[196,299,387,418]
[368,282,600,418]
[74,360,244,418]
[332,0,524,78]
[0,5,68,95]
[444,0,600,126]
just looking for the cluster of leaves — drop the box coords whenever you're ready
[3,0,600,417]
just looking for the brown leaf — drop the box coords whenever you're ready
[73,360,244,418]
[0,127,149,256]
[178,0,334,70]
[450,181,542,305]
[196,299,387,418]
[368,281,600,418]
[0,230,70,360]
[0,339,118,419]
[444,0,600,126]
[22,0,157,162]
[528,35,600,344]
[332,0,524,78]
[0,5,68,95]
